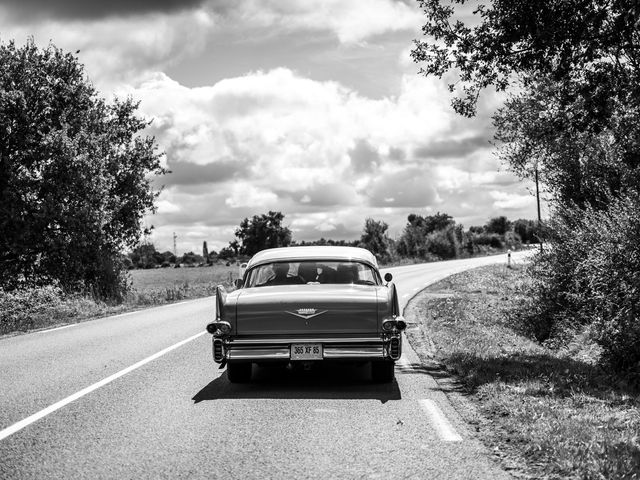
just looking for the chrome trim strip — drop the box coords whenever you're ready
[228,348,290,360]
[323,347,384,358]
[230,336,383,345]
[226,345,385,360]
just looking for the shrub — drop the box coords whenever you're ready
[473,232,504,249]
[521,194,640,377]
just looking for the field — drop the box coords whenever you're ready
[127,263,241,305]
[405,265,640,479]
[0,263,243,336]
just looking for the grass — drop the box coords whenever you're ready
[0,263,241,336]
[405,264,640,480]
[127,263,239,304]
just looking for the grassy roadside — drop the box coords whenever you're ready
[404,264,640,480]
[0,264,238,336]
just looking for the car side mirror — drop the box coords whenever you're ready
[384,273,393,283]
[234,278,243,289]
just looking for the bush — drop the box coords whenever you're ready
[520,194,640,377]
[473,232,504,249]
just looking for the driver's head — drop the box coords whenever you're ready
[273,262,289,277]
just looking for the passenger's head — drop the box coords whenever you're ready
[298,262,317,282]
[272,262,289,277]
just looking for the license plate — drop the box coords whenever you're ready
[290,343,323,360]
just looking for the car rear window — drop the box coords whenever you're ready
[244,260,381,287]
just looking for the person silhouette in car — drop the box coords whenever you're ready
[265,262,303,286]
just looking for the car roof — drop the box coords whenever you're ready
[246,246,379,269]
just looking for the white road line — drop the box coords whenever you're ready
[36,324,77,334]
[419,399,463,442]
[0,331,207,442]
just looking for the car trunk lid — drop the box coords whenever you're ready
[235,284,379,335]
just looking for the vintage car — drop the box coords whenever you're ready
[206,246,406,383]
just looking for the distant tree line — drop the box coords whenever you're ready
[209,211,539,268]
[125,241,220,269]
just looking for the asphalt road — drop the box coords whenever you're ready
[0,251,532,479]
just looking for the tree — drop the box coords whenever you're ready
[234,211,292,256]
[396,212,455,258]
[202,241,209,265]
[0,40,165,298]
[513,219,539,244]
[359,218,391,262]
[412,2,640,374]
[413,1,640,205]
[412,0,640,118]
[485,216,511,235]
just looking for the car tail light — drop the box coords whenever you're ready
[206,321,232,335]
[213,338,225,362]
[389,337,400,360]
[382,318,396,331]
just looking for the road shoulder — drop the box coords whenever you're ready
[403,264,640,480]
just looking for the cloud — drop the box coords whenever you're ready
[414,136,491,160]
[490,191,535,211]
[0,7,214,90]
[349,139,381,173]
[117,67,533,252]
[166,159,248,186]
[367,168,438,207]
[211,0,424,44]
[1,0,206,20]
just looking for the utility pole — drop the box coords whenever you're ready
[173,232,177,258]
[535,165,543,254]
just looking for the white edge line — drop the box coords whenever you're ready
[37,324,77,334]
[419,399,463,442]
[0,331,207,442]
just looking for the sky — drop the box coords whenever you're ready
[0,0,540,254]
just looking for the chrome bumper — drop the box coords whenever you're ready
[212,336,401,362]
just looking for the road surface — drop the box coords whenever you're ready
[0,251,531,479]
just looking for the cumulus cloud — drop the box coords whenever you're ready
[0,7,214,90]
[367,168,438,208]
[490,191,535,211]
[414,136,491,160]
[117,67,531,251]
[212,0,424,44]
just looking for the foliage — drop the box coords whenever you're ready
[234,211,292,256]
[202,241,209,264]
[396,212,519,260]
[414,1,640,206]
[293,238,359,247]
[485,216,511,235]
[358,218,391,262]
[0,40,165,300]
[179,251,204,265]
[513,219,540,244]
[0,285,107,334]
[396,212,455,258]
[523,194,640,376]
[413,0,640,377]
[412,0,640,117]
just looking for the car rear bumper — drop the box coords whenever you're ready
[212,335,402,362]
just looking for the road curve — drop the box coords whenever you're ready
[0,251,531,479]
